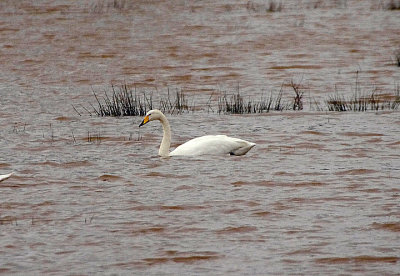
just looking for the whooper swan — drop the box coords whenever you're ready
[0,172,13,182]
[139,109,255,157]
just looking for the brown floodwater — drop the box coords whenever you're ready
[1,0,400,275]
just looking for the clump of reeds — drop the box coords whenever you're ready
[217,88,287,114]
[91,84,151,117]
[77,76,399,116]
[159,88,192,115]
[385,0,400,10]
[266,1,283,12]
[89,0,131,13]
[87,131,102,144]
[326,89,400,111]
[110,0,128,10]
[271,90,286,111]
[218,91,249,114]
[83,85,193,117]
[308,0,323,9]
[390,84,400,109]
[308,0,347,9]
[394,49,400,67]
[327,72,400,111]
[326,93,347,111]
[255,90,286,112]
[246,1,282,13]
[289,79,304,110]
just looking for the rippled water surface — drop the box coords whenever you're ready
[1,0,400,275]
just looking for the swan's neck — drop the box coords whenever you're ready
[158,114,171,157]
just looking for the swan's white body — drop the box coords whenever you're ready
[169,135,255,156]
[0,172,13,182]
[139,109,255,157]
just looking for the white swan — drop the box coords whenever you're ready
[139,109,255,157]
[0,172,13,182]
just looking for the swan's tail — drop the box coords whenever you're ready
[0,172,14,182]
[230,142,256,156]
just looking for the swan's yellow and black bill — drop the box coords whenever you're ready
[139,115,149,127]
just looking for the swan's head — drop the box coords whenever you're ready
[139,109,163,127]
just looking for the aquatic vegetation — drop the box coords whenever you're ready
[216,79,305,114]
[159,89,192,115]
[266,1,283,12]
[326,93,347,111]
[87,131,102,144]
[385,0,400,10]
[218,91,250,114]
[326,72,400,111]
[84,84,194,117]
[326,89,400,111]
[89,0,132,13]
[394,49,400,67]
[373,0,400,10]
[289,79,304,111]
[246,1,282,13]
[91,84,151,117]
[308,0,348,9]
[217,89,287,114]
[77,78,400,117]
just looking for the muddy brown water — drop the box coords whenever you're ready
[1,1,400,275]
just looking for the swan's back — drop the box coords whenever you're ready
[170,135,255,156]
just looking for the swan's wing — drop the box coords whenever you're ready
[0,172,13,182]
[170,135,255,156]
